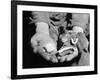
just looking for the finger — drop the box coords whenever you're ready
[40,52,51,61]
[58,47,74,53]
[31,35,38,46]
[31,35,39,53]
[59,56,66,62]
[37,46,51,61]
[65,51,78,61]
[77,33,89,49]
[58,47,78,61]
[50,55,58,63]
[33,46,38,53]
[66,54,75,61]
[58,49,73,62]
[59,50,73,56]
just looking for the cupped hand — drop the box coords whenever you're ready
[31,32,58,63]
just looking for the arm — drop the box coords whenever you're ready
[72,13,90,66]
[31,11,58,63]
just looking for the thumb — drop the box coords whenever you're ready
[31,35,38,53]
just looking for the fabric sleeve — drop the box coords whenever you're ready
[72,13,89,31]
[31,11,49,23]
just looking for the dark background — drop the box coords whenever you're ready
[23,11,80,69]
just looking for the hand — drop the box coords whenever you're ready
[31,32,58,63]
[58,47,78,62]
[77,32,89,52]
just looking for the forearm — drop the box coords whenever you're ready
[36,22,50,35]
[31,11,50,34]
[32,11,49,23]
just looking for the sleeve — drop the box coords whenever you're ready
[31,11,49,24]
[71,13,89,31]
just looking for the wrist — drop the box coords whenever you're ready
[36,22,49,35]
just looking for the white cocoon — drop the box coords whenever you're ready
[44,43,56,52]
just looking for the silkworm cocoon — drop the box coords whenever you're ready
[44,43,56,52]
